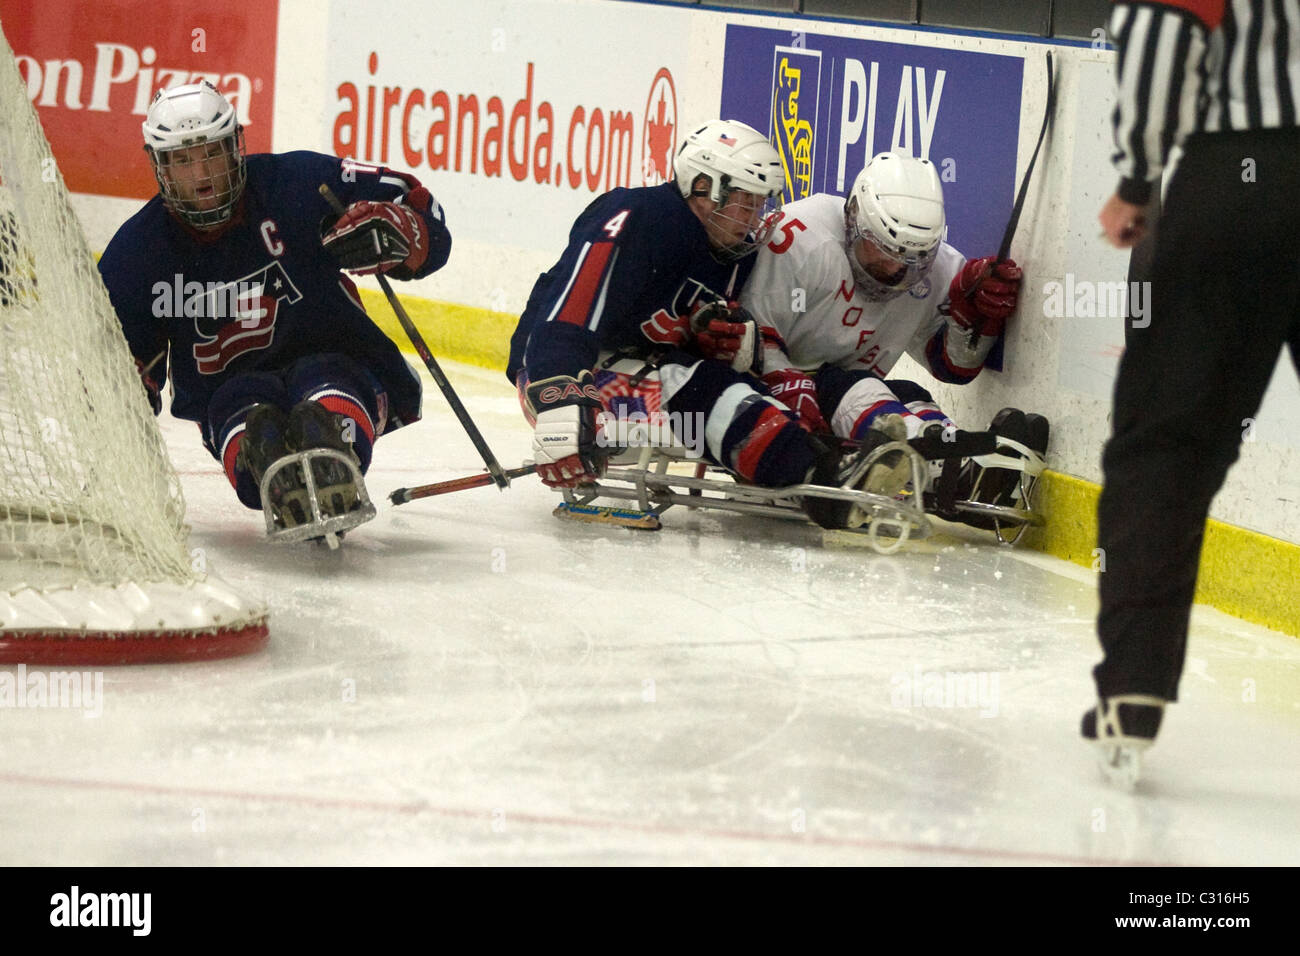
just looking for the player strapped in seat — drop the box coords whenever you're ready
[239,400,377,547]
[100,81,452,546]
[734,151,1050,543]
[507,132,1048,546]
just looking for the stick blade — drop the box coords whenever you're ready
[552,501,661,530]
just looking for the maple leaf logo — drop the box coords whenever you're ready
[642,69,678,185]
[647,93,674,181]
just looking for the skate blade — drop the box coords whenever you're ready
[1097,743,1143,791]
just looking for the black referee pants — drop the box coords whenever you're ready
[1095,129,1300,700]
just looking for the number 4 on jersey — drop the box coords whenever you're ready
[603,210,630,238]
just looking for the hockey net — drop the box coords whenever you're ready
[0,25,267,663]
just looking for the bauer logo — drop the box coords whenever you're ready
[4,0,278,200]
[770,48,821,204]
[641,68,677,186]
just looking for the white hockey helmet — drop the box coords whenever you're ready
[142,80,246,229]
[845,152,946,301]
[674,119,785,261]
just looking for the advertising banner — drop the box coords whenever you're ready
[720,24,1024,258]
[325,0,690,251]
[6,0,278,200]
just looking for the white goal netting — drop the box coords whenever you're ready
[0,22,266,662]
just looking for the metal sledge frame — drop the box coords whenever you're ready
[941,436,1047,546]
[259,448,378,549]
[560,438,1047,554]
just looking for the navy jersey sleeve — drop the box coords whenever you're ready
[511,190,667,383]
[98,202,173,395]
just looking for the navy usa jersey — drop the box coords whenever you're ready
[99,150,451,434]
[507,182,753,383]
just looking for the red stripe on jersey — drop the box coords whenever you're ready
[1160,0,1226,31]
[734,405,792,481]
[316,394,376,443]
[222,433,243,489]
[555,242,614,328]
[927,330,980,383]
[339,275,364,311]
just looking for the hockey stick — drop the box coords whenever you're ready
[390,464,537,505]
[318,183,510,489]
[391,464,657,528]
[967,49,1057,351]
[141,349,166,376]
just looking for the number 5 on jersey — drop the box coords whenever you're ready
[766,214,806,254]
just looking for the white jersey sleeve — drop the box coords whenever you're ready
[902,243,965,369]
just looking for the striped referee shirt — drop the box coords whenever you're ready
[1109,0,1300,204]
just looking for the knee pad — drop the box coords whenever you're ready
[286,354,382,470]
[660,357,812,485]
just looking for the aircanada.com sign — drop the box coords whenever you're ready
[324,0,689,248]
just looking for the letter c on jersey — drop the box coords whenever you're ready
[260,220,284,256]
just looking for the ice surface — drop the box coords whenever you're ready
[2,362,1297,865]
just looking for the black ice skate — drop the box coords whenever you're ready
[952,407,1050,539]
[256,401,377,548]
[286,401,364,518]
[238,404,312,531]
[803,413,913,530]
[1081,695,1165,789]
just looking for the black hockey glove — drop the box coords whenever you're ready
[321,200,428,277]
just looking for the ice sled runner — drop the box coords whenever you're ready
[259,448,377,550]
[554,422,1047,555]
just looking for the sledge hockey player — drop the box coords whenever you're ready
[739,151,1047,529]
[507,119,915,530]
[99,81,451,542]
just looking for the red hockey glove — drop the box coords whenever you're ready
[945,257,1022,339]
[762,367,827,434]
[322,200,429,276]
[688,299,763,374]
[526,371,607,488]
[639,308,691,347]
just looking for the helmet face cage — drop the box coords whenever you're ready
[844,196,938,302]
[702,175,781,263]
[149,127,246,229]
[673,119,785,262]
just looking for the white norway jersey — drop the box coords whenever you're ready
[741,193,965,377]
